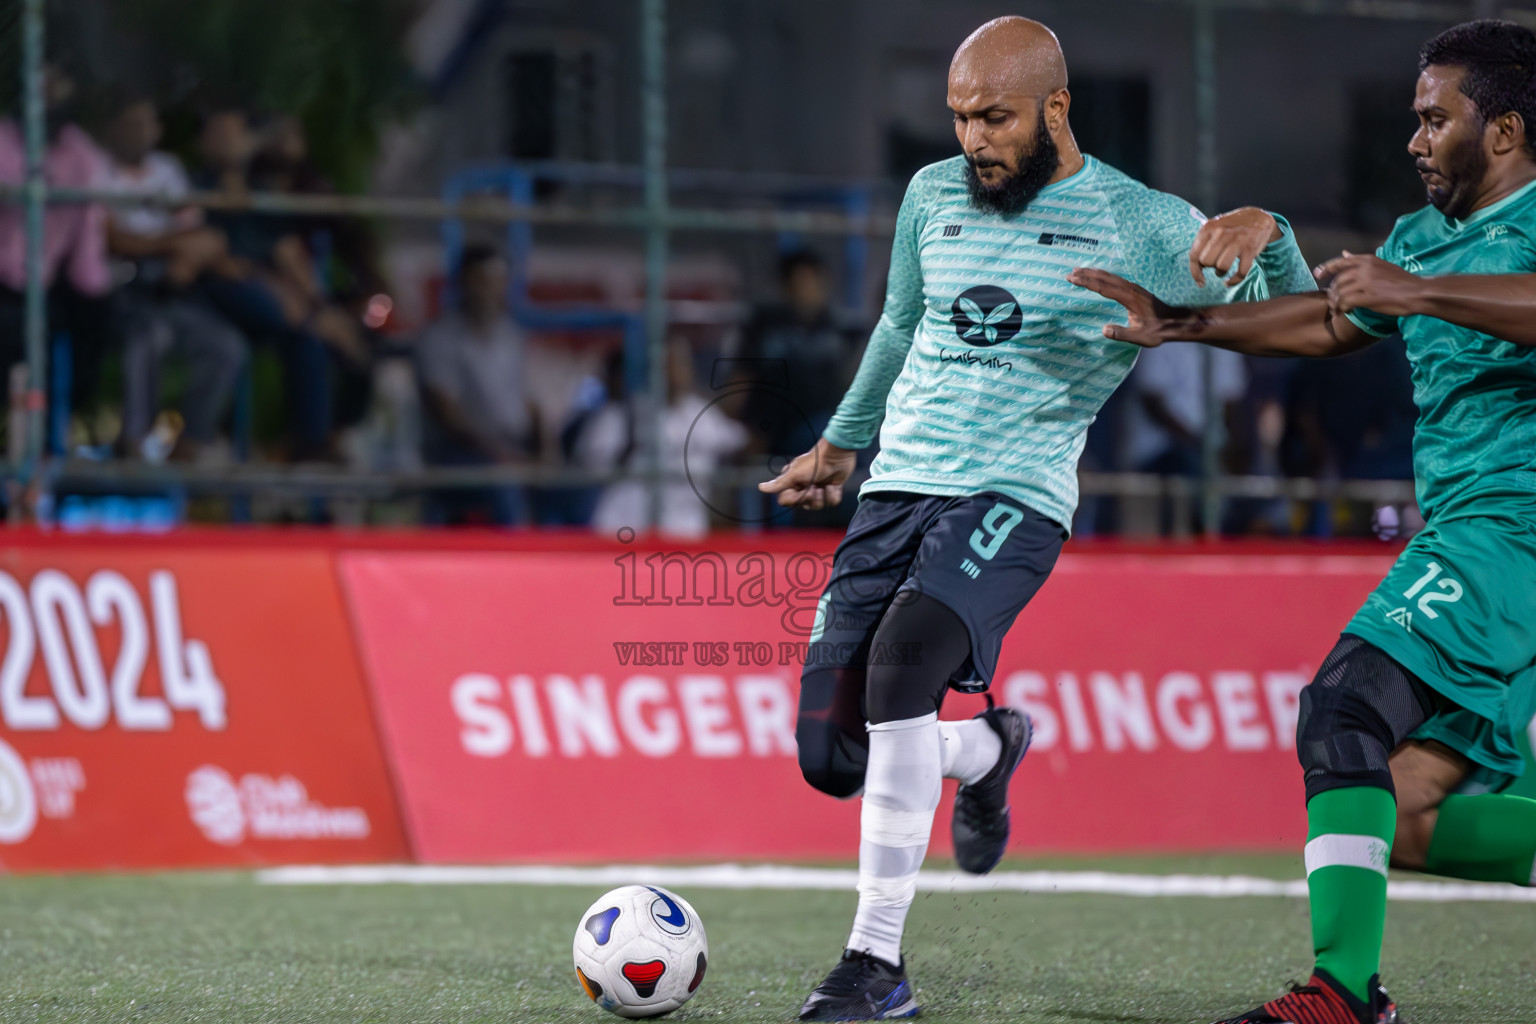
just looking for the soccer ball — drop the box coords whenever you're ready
[573,884,709,1018]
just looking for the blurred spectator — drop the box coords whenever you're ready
[1125,343,1246,532]
[416,243,536,525]
[1126,345,1246,476]
[194,109,341,459]
[100,97,245,460]
[581,339,747,539]
[0,63,115,442]
[540,350,629,527]
[1282,336,1415,481]
[735,248,862,528]
[1073,382,1133,537]
[739,249,860,451]
[248,115,328,195]
[247,112,383,434]
[1282,335,1417,535]
[1221,358,1295,535]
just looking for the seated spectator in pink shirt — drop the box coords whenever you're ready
[0,64,115,442]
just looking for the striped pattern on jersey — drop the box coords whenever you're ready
[824,155,1313,532]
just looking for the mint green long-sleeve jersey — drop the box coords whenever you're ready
[823,154,1315,532]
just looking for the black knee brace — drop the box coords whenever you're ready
[795,589,975,794]
[1296,634,1436,801]
[795,716,868,798]
[796,666,869,798]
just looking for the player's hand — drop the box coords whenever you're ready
[1067,268,1197,348]
[758,437,857,510]
[1189,207,1282,286]
[1314,251,1423,317]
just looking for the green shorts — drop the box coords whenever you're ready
[1346,494,1536,793]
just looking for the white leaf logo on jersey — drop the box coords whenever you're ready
[950,286,1022,347]
[957,299,1016,344]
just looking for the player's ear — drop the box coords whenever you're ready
[1044,88,1070,132]
[1490,110,1526,156]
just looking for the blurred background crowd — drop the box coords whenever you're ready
[0,0,1447,538]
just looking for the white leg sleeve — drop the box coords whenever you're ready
[846,713,941,966]
[937,718,1002,785]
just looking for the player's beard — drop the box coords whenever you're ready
[1420,129,1489,221]
[963,110,1060,216]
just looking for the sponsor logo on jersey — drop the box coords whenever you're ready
[1037,231,1099,250]
[185,765,372,846]
[1401,255,1424,274]
[941,224,963,237]
[1385,606,1413,633]
[938,347,1014,371]
[950,285,1022,346]
[1485,223,1510,243]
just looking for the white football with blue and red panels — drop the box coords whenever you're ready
[573,884,709,1018]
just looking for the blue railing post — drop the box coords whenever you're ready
[47,332,70,455]
[841,186,871,313]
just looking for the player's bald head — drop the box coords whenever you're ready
[948,18,1075,215]
[949,16,1068,99]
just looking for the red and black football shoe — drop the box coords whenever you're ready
[1211,969,1398,1024]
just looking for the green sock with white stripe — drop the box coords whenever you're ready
[1425,793,1536,885]
[1305,786,1397,1003]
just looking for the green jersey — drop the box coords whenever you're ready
[1345,177,1536,519]
[824,155,1314,531]
[1342,179,1536,786]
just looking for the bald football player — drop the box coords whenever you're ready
[762,17,1316,1021]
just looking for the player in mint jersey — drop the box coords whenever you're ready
[1072,20,1536,1024]
[758,16,1316,1021]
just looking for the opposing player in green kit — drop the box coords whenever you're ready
[1073,19,1536,1024]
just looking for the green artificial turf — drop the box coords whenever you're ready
[0,859,1532,1023]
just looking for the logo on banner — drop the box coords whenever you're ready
[185,766,372,846]
[186,766,246,844]
[30,758,85,818]
[0,738,38,844]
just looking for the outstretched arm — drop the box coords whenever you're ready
[1319,252,1536,347]
[1068,267,1376,358]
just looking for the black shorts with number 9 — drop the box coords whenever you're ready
[797,490,1065,772]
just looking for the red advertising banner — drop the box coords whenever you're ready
[342,542,1396,861]
[0,545,409,871]
[1003,553,1392,850]
[341,546,844,864]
